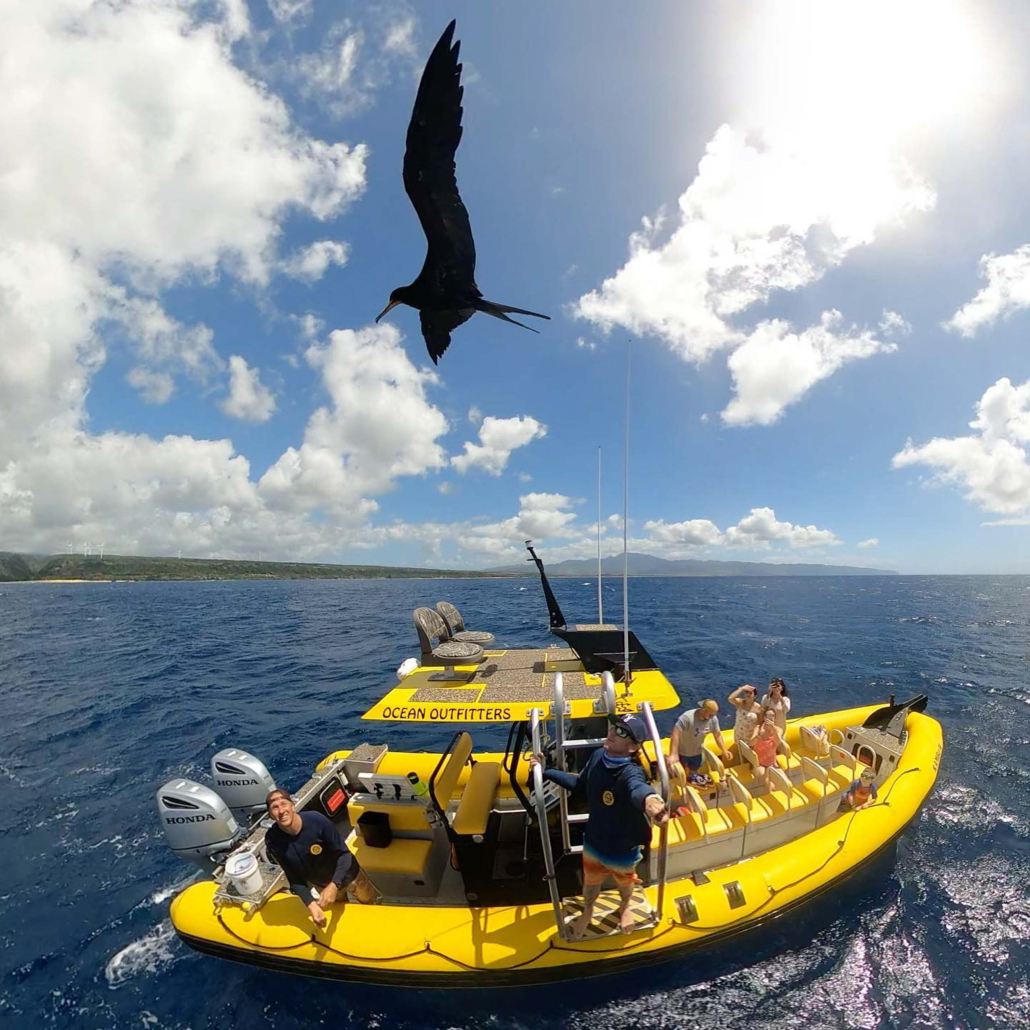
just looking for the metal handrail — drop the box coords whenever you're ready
[600,671,616,715]
[551,673,570,853]
[638,701,670,922]
[530,707,565,938]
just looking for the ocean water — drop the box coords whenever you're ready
[1,574,1028,1029]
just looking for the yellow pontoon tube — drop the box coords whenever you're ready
[169,701,942,987]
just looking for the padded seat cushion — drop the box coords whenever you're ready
[451,762,501,836]
[799,778,830,801]
[658,802,746,848]
[347,799,431,834]
[432,640,483,660]
[453,630,495,645]
[349,835,432,877]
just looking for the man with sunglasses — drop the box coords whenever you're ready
[530,713,667,939]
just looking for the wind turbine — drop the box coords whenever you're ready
[97,543,106,560]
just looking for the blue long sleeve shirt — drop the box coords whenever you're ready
[265,811,356,901]
[543,750,657,857]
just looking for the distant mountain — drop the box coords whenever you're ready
[488,551,897,577]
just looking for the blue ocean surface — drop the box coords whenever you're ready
[2,575,1029,1029]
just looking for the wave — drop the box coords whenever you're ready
[104,920,182,989]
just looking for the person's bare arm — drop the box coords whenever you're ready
[728,685,753,707]
[713,730,732,764]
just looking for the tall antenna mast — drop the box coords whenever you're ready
[596,446,603,625]
[622,345,631,687]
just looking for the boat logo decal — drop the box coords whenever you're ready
[164,814,216,824]
[602,790,615,806]
[310,844,323,855]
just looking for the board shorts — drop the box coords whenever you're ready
[582,840,643,889]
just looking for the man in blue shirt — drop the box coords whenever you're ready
[531,713,667,938]
[264,789,373,928]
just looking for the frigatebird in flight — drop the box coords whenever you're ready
[376,20,549,364]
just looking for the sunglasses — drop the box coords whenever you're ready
[611,723,633,740]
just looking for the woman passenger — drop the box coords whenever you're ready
[761,678,792,733]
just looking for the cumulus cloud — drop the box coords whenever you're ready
[573,125,934,367]
[643,518,723,548]
[892,377,1030,517]
[857,538,879,549]
[724,507,841,549]
[944,245,1030,337]
[259,323,448,513]
[221,356,276,422]
[127,368,176,405]
[451,416,548,476]
[280,240,349,282]
[722,310,896,426]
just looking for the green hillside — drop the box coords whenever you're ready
[0,553,511,582]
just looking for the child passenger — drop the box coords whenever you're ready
[840,767,878,811]
[749,707,784,790]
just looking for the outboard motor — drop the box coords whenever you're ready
[210,748,276,824]
[157,779,241,870]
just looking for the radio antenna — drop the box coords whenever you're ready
[596,446,603,625]
[622,343,631,688]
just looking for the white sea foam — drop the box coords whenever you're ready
[104,920,181,989]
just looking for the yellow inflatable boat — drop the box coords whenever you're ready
[163,552,942,986]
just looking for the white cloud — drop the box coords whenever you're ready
[879,310,911,336]
[722,310,896,426]
[892,377,1030,516]
[259,324,448,513]
[573,124,934,367]
[643,518,723,548]
[382,17,417,57]
[468,405,483,425]
[945,245,1030,338]
[517,472,532,483]
[127,367,175,405]
[437,482,453,496]
[724,507,841,549]
[857,538,879,549]
[267,0,311,24]
[576,337,597,352]
[451,416,548,476]
[221,356,276,423]
[280,240,349,282]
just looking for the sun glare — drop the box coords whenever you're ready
[735,0,1000,148]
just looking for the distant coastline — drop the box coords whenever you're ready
[1,549,898,583]
[0,553,514,584]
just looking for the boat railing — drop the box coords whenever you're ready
[638,701,670,921]
[598,670,617,715]
[529,706,566,939]
[551,673,573,854]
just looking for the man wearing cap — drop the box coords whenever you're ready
[264,789,375,928]
[530,713,667,938]
[669,700,733,785]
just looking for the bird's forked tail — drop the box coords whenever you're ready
[474,299,551,333]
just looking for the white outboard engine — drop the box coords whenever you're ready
[157,779,241,870]
[210,748,276,824]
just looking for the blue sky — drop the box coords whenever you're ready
[3,0,1030,573]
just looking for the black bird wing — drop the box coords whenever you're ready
[403,21,478,298]
[420,308,475,364]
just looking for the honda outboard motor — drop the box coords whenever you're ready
[157,779,241,870]
[210,748,276,824]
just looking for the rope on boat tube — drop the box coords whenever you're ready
[210,768,922,969]
[668,766,922,934]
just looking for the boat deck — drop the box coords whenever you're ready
[363,646,681,722]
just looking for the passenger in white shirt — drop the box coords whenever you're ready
[727,684,761,761]
[760,678,792,733]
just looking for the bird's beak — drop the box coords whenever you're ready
[376,300,400,323]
